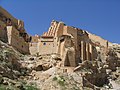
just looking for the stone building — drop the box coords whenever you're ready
[29,20,98,67]
[1,6,109,67]
[0,6,30,54]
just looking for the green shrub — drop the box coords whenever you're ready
[53,76,65,86]
[53,76,57,81]
[0,85,6,90]
[24,85,39,90]
[58,80,65,86]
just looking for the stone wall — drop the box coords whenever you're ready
[89,33,110,55]
[0,6,30,54]
[36,21,97,67]
[55,22,64,37]
[63,26,97,63]
[38,37,57,55]
[7,26,29,54]
[0,20,7,42]
[88,33,108,47]
[65,26,78,48]
[30,35,40,43]
[29,43,38,55]
[58,35,76,66]
[0,6,18,25]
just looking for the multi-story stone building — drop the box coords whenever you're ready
[0,6,109,67]
[29,20,98,67]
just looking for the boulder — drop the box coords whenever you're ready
[35,65,43,71]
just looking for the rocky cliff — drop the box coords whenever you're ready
[0,37,120,90]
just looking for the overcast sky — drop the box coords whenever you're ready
[0,0,120,43]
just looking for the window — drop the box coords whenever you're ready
[43,42,46,45]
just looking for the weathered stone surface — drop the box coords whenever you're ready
[0,6,120,90]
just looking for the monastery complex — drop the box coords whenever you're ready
[0,6,110,67]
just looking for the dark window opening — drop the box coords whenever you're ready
[43,42,46,45]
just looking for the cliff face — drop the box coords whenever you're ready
[0,6,120,90]
[0,39,120,90]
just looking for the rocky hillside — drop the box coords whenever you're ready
[0,40,38,90]
[0,39,120,90]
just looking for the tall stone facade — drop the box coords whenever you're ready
[1,6,109,67]
[29,20,98,67]
[0,6,30,54]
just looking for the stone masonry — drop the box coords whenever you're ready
[0,6,30,54]
[29,20,98,67]
[0,6,109,67]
